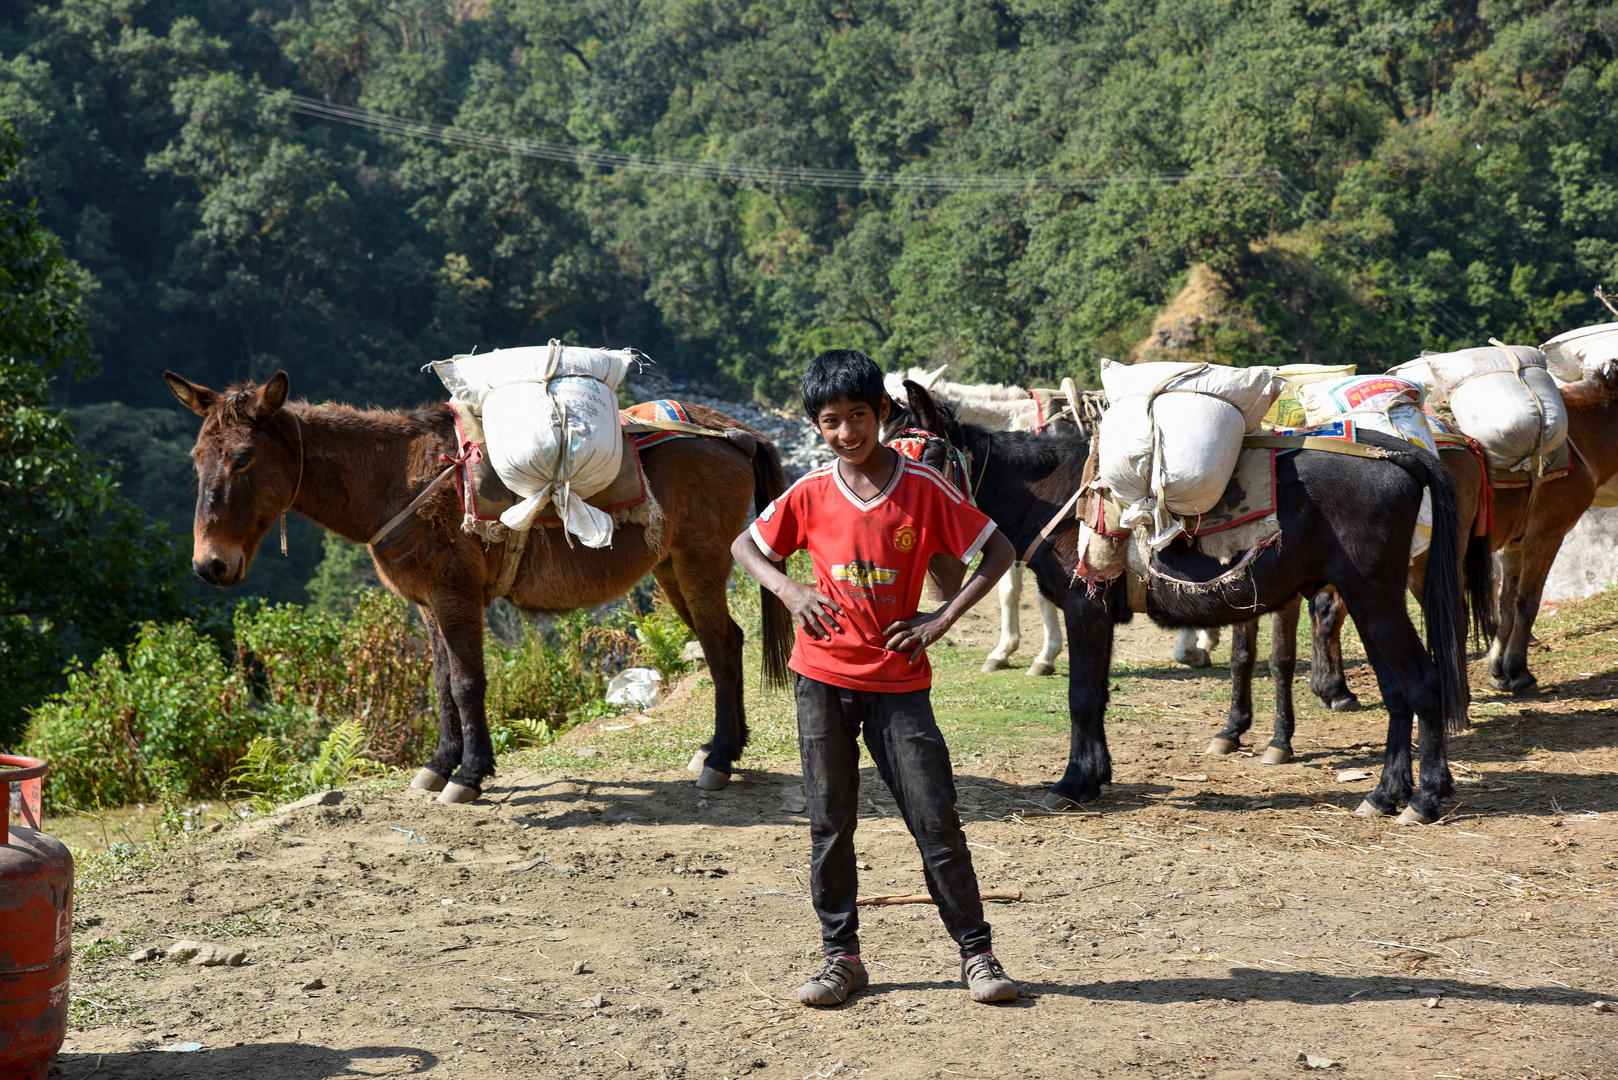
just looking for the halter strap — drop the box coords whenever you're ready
[280,412,305,556]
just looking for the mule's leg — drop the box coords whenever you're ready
[1173,628,1213,668]
[1046,590,1114,810]
[1207,618,1259,757]
[983,562,1023,672]
[1488,543,1542,695]
[655,557,747,790]
[1261,596,1301,766]
[1349,604,1426,819]
[1403,642,1456,825]
[1198,627,1221,660]
[1308,588,1361,711]
[412,606,461,793]
[426,597,497,803]
[1027,591,1064,677]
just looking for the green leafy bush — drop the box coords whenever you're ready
[227,720,385,812]
[633,592,695,682]
[235,588,434,766]
[25,621,253,810]
[484,610,638,752]
[25,589,435,810]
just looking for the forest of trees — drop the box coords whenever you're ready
[0,0,1615,701]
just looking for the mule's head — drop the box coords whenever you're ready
[164,370,299,587]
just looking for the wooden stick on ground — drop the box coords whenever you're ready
[856,890,1022,906]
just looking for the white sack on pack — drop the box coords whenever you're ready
[1297,375,1437,559]
[1393,345,1566,472]
[429,343,634,545]
[1541,322,1618,384]
[1097,359,1285,546]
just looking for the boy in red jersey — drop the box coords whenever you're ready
[731,349,1019,1006]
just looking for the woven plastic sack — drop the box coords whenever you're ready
[429,342,634,545]
[1263,364,1356,428]
[1541,322,1618,384]
[1098,360,1285,547]
[1414,346,1567,473]
[1297,375,1438,558]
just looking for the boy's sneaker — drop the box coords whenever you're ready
[961,951,1018,1003]
[798,955,868,1006]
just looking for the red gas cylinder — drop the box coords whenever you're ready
[0,756,73,1080]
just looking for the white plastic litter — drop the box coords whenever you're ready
[1263,363,1356,428]
[1297,375,1437,558]
[1394,345,1567,472]
[605,667,663,709]
[1098,359,1285,548]
[1541,321,1618,383]
[429,341,634,545]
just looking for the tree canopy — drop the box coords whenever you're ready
[0,125,192,745]
[1,0,1615,612]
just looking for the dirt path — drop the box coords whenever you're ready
[54,589,1618,1079]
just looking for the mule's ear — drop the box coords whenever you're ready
[902,379,943,432]
[253,370,291,421]
[164,371,217,417]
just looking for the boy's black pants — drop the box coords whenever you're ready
[794,673,992,958]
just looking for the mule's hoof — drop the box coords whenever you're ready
[1027,660,1055,677]
[1260,746,1293,766]
[1509,674,1540,696]
[1041,792,1084,812]
[695,767,731,791]
[1329,695,1362,713]
[981,656,1011,673]
[437,782,480,804]
[1204,738,1239,757]
[410,769,448,793]
[1396,807,1435,826]
[1186,649,1212,669]
[1355,798,1390,818]
[687,749,708,774]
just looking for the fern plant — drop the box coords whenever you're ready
[228,720,381,812]
[634,592,695,682]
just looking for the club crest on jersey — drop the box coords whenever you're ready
[831,561,899,588]
[892,526,918,552]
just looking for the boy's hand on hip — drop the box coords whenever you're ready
[883,610,950,663]
[782,581,844,639]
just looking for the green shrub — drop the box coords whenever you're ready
[227,720,385,812]
[25,621,253,811]
[485,610,638,751]
[235,588,434,766]
[633,592,695,681]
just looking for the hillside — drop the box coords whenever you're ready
[4,0,1614,416]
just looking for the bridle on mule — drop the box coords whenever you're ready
[280,412,304,556]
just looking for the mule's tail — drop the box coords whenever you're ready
[750,436,794,689]
[1464,531,1496,648]
[1407,445,1471,734]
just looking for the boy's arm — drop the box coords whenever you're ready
[883,527,1016,662]
[730,532,845,640]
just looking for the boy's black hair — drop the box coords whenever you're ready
[801,349,886,418]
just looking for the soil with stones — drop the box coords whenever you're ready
[54,590,1618,1080]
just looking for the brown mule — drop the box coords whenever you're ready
[164,370,792,801]
[1305,365,1618,702]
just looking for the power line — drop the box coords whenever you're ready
[270,91,1267,193]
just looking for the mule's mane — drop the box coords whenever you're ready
[206,379,445,433]
[1561,362,1618,409]
[899,394,1086,474]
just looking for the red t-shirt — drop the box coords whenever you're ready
[749,457,998,693]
